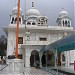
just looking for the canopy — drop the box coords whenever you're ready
[40,33,75,54]
[57,42,75,52]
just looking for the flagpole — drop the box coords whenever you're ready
[16,0,20,58]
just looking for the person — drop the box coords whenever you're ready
[62,54,65,62]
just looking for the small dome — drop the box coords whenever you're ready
[26,8,40,16]
[59,9,68,17]
[12,7,22,14]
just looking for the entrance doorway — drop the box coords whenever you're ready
[42,51,55,67]
[30,50,39,67]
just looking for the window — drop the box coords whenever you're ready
[38,23,40,24]
[68,21,70,27]
[32,22,36,25]
[65,20,67,26]
[15,17,17,22]
[46,20,47,22]
[11,17,14,24]
[15,17,21,23]
[27,22,31,25]
[18,37,23,44]
[63,21,64,26]
[39,37,47,41]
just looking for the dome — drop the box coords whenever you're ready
[59,9,68,17]
[12,7,22,14]
[26,8,40,16]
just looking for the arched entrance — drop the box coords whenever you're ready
[42,51,55,67]
[41,51,46,67]
[47,51,55,66]
[30,50,39,67]
[58,51,61,66]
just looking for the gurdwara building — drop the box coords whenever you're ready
[3,3,75,68]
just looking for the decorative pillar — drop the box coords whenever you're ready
[54,49,58,75]
[25,48,31,67]
[55,56,57,67]
[65,51,70,67]
[55,50,57,67]
[61,52,62,66]
[23,48,25,67]
[67,51,70,66]
[46,51,47,70]
[65,51,67,66]
[70,21,71,27]
[25,56,30,67]
[39,54,42,68]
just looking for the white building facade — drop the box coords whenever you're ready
[3,3,75,68]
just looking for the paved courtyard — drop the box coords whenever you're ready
[43,65,75,75]
[0,65,53,75]
[0,64,75,75]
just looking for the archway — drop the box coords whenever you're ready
[58,51,61,66]
[47,51,55,66]
[42,51,55,67]
[41,51,46,67]
[30,50,39,67]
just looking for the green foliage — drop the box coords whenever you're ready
[0,35,7,56]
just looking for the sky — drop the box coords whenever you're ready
[0,0,74,35]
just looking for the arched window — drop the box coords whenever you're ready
[46,20,47,23]
[27,22,31,25]
[65,20,67,26]
[11,17,14,24]
[15,17,21,23]
[68,21,70,27]
[30,50,39,67]
[63,21,64,26]
[38,23,40,24]
[15,17,17,23]
[32,22,36,25]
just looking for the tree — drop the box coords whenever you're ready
[0,35,7,58]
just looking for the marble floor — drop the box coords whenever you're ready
[0,65,53,75]
[1,64,75,75]
[43,65,75,75]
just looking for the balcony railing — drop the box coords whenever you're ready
[24,41,50,45]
